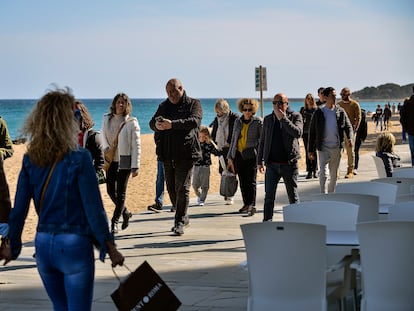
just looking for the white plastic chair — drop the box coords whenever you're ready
[372,155,387,178]
[396,193,414,202]
[336,181,397,215]
[356,221,414,311]
[241,222,328,311]
[392,167,414,178]
[311,193,379,223]
[283,201,359,231]
[371,177,414,196]
[283,201,359,310]
[388,201,414,221]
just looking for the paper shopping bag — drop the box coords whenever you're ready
[111,261,181,311]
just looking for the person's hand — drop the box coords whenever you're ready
[227,159,235,174]
[258,164,265,174]
[155,119,172,131]
[131,171,139,178]
[274,108,286,121]
[106,241,124,267]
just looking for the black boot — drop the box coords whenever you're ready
[121,210,132,230]
[306,172,312,179]
[111,220,119,234]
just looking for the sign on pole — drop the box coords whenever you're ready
[255,66,267,118]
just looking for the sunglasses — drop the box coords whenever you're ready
[243,108,253,112]
[273,101,286,106]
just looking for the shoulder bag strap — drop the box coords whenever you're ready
[39,160,58,212]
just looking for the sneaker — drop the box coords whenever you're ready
[247,206,256,217]
[198,201,204,206]
[172,222,184,235]
[148,203,163,213]
[353,169,358,175]
[225,198,234,205]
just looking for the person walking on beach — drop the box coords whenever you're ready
[373,104,383,132]
[383,103,392,131]
[338,87,361,178]
[0,116,14,160]
[101,93,141,234]
[308,87,353,193]
[0,88,124,310]
[74,100,104,174]
[353,108,368,175]
[400,85,414,166]
[192,126,221,206]
[258,93,302,222]
[316,87,325,107]
[300,93,318,179]
[227,98,263,216]
[149,78,202,235]
[210,98,239,205]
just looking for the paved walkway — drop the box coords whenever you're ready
[0,144,411,310]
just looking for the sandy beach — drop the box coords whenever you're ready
[4,115,405,243]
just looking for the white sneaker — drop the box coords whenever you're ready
[198,201,204,206]
[353,169,358,175]
[225,198,234,205]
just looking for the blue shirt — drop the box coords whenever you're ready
[8,148,113,261]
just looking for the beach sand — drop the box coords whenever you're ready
[4,115,405,243]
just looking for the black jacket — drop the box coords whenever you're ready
[258,109,303,165]
[308,106,353,152]
[85,130,104,172]
[149,92,203,162]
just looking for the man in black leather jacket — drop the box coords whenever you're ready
[257,93,303,221]
[149,78,202,235]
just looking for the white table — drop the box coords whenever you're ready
[326,230,359,246]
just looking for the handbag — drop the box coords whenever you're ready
[103,119,132,171]
[241,147,257,160]
[96,168,106,184]
[218,156,238,198]
[111,261,181,311]
[220,172,238,198]
[103,146,117,172]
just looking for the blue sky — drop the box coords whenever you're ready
[0,0,413,99]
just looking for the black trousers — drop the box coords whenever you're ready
[234,151,257,207]
[106,161,131,222]
[163,159,193,225]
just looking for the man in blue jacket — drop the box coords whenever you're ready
[149,79,202,235]
[257,93,303,222]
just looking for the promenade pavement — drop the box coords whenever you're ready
[0,144,411,310]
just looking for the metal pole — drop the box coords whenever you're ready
[259,65,263,119]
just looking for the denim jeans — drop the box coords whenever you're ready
[263,163,299,221]
[408,134,414,166]
[155,160,165,205]
[163,160,193,225]
[35,232,95,311]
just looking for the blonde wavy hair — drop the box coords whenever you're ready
[375,132,396,153]
[23,87,78,167]
[237,98,259,114]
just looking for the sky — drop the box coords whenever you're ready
[0,0,413,99]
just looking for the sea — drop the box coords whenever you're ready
[0,98,400,140]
